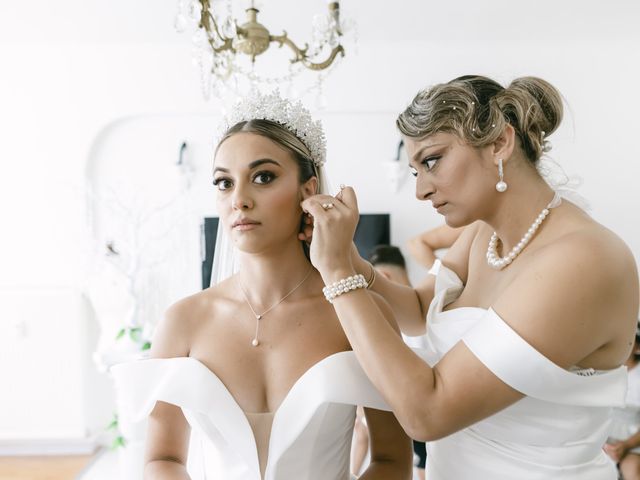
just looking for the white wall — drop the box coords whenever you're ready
[1,1,639,448]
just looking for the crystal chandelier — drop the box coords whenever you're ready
[175,0,350,100]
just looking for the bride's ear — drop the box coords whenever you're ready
[300,176,318,199]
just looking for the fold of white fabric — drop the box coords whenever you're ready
[111,351,392,480]
[113,357,261,478]
[421,259,625,479]
[462,308,627,407]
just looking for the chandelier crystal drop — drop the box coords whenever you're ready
[175,0,351,100]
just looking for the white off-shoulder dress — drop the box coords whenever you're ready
[608,364,640,452]
[422,260,627,479]
[112,350,392,480]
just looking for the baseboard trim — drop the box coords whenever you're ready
[0,437,98,456]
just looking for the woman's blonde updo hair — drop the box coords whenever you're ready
[396,75,564,164]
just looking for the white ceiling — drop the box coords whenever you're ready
[1,0,639,45]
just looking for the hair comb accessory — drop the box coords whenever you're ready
[218,90,327,167]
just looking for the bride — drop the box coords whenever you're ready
[112,92,412,480]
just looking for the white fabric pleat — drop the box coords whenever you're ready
[421,260,625,479]
[112,351,391,480]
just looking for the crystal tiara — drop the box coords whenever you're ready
[218,90,327,167]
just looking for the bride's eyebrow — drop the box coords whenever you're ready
[248,158,281,169]
[213,158,282,175]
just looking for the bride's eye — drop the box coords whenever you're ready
[253,171,276,185]
[212,177,233,191]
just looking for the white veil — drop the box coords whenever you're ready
[210,217,240,287]
[536,156,590,211]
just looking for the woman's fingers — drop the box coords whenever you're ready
[336,185,358,211]
[300,187,360,275]
[298,221,313,242]
[302,187,356,217]
[303,194,344,217]
[303,197,335,218]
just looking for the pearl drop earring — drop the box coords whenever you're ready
[496,158,508,193]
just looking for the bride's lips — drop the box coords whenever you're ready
[232,218,261,230]
[432,201,447,210]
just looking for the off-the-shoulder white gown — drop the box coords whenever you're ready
[112,350,394,480]
[422,260,627,479]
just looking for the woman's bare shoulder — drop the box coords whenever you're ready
[509,208,638,311]
[493,216,638,368]
[150,279,236,359]
[548,215,636,279]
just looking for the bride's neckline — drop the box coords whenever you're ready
[183,350,352,417]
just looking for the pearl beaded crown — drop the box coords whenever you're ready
[219,90,327,167]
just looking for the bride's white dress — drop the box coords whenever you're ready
[423,260,627,479]
[112,350,391,480]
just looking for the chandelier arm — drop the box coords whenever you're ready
[300,45,345,71]
[199,2,235,54]
[208,36,235,54]
[270,32,307,63]
[270,32,344,70]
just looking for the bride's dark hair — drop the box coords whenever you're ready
[217,119,319,186]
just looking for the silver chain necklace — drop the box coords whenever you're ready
[237,266,314,347]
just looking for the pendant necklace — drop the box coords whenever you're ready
[237,266,314,347]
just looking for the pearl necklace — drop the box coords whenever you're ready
[486,192,561,270]
[237,266,314,347]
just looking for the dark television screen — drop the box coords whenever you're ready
[353,213,390,260]
[201,213,390,289]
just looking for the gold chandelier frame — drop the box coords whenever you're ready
[198,0,345,71]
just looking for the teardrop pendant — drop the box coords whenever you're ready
[237,266,313,348]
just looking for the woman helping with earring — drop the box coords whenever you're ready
[301,75,639,479]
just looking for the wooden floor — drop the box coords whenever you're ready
[0,455,94,480]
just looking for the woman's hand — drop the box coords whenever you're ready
[300,185,360,280]
[603,440,628,463]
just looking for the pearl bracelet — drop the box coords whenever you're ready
[322,274,368,303]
